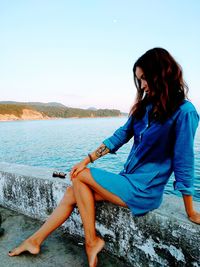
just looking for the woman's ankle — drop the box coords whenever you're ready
[27,235,42,247]
[86,236,102,247]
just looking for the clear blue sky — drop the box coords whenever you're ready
[0,0,200,112]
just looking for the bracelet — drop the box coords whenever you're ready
[88,153,94,163]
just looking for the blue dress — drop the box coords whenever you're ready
[90,100,199,216]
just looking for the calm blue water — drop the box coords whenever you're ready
[0,117,200,201]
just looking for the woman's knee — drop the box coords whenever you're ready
[61,186,76,205]
[72,168,90,183]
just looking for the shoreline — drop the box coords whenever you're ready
[0,114,127,122]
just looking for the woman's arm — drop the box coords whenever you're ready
[102,114,134,154]
[172,108,199,223]
[70,115,134,179]
[183,195,200,224]
[173,110,198,195]
[70,143,110,178]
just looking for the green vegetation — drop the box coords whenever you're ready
[0,104,31,117]
[0,102,124,119]
[32,105,121,118]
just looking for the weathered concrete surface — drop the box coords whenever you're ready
[0,206,127,267]
[0,211,5,236]
[0,162,200,267]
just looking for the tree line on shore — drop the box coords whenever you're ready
[0,102,126,118]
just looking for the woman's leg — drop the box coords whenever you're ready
[72,168,127,267]
[8,186,104,257]
[72,178,102,267]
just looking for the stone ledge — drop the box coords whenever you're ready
[0,162,200,267]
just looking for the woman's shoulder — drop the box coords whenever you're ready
[176,100,198,114]
[172,100,199,124]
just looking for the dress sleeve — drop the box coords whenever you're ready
[173,110,199,195]
[103,115,134,154]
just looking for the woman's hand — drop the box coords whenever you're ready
[182,195,200,224]
[188,211,200,224]
[70,161,87,180]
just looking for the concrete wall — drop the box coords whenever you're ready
[0,162,200,267]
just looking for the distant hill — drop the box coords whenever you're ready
[0,101,66,108]
[0,101,125,121]
[87,107,98,111]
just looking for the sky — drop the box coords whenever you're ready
[0,0,200,112]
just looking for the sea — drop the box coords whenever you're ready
[0,117,199,201]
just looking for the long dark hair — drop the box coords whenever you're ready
[130,48,189,122]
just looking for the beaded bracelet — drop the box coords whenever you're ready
[88,153,94,163]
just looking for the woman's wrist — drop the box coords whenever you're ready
[82,156,90,165]
[88,153,94,163]
[187,210,196,218]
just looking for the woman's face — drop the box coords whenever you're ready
[135,67,150,95]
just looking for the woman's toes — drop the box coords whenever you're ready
[8,240,40,257]
[8,247,22,257]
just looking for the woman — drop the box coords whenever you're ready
[8,48,200,267]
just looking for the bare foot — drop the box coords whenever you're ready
[86,237,105,267]
[8,237,40,257]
